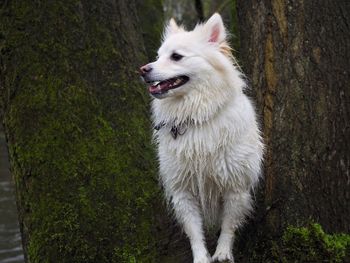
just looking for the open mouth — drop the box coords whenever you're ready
[148,76,189,96]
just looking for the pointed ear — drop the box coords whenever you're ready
[164,18,182,38]
[203,13,226,43]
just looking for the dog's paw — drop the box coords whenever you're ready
[211,250,234,263]
[193,252,211,263]
[212,260,233,263]
[193,255,211,263]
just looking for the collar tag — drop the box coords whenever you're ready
[154,119,190,139]
[170,126,178,139]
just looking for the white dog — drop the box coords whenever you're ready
[140,13,264,263]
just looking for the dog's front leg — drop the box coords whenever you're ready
[212,191,252,263]
[171,191,211,263]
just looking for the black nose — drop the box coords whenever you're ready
[140,64,152,76]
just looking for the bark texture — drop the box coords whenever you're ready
[0,1,161,262]
[237,0,350,247]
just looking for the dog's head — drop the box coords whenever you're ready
[140,13,232,99]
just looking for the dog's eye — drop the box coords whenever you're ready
[170,53,183,61]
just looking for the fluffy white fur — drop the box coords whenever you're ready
[144,14,264,263]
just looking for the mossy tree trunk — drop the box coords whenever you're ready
[0,1,173,262]
[236,0,350,259]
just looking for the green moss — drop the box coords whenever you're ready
[248,223,350,263]
[279,223,350,262]
[1,1,160,262]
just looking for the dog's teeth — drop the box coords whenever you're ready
[153,81,160,85]
[174,79,181,85]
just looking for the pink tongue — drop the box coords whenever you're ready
[149,81,171,93]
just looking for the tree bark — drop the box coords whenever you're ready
[236,0,350,249]
[0,1,165,262]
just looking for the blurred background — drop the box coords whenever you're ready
[0,123,24,262]
[0,0,349,262]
